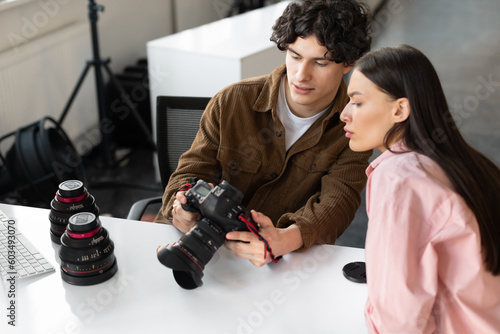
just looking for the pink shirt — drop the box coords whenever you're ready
[364,146,500,333]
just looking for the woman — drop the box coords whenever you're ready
[340,45,500,333]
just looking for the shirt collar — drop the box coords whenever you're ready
[366,141,408,177]
[253,64,286,113]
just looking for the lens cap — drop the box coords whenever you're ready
[68,212,99,233]
[342,261,367,283]
[58,180,85,197]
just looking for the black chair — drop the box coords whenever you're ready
[126,95,211,220]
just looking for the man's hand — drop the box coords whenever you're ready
[225,210,303,267]
[171,191,201,233]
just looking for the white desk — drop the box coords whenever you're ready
[0,203,368,334]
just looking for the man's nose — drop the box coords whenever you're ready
[296,61,312,82]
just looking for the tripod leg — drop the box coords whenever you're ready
[58,63,92,125]
[103,63,156,149]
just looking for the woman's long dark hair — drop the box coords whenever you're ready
[356,45,500,275]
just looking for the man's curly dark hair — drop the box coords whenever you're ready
[270,0,372,66]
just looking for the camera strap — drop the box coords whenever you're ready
[175,177,199,194]
[238,214,281,264]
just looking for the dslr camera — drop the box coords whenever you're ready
[157,179,258,289]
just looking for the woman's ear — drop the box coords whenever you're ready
[393,98,410,123]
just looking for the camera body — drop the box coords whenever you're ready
[182,179,255,233]
[157,179,257,289]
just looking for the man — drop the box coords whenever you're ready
[155,0,372,267]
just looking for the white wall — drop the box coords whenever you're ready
[0,0,224,152]
[174,0,229,32]
[0,0,85,54]
[0,0,382,152]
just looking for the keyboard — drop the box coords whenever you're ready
[0,209,55,281]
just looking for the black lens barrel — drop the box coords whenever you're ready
[59,212,118,286]
[49,180,99,244]
[157,218,227,289]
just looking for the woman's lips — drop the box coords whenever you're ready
[344,127,353,138]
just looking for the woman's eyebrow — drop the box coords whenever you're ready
[348,91,363,98]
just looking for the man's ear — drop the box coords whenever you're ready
[393,97,410,123]
[342,64,353,75]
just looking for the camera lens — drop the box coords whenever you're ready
[49,180,99,244]
[157,217,226,289]
[157,180,262,289]
[59,212,118,286]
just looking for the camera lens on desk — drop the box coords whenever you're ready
[49,180,99,244]
[59,212,118,286]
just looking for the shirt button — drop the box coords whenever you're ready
[311,164,316,170]
[271,173,278,179]
[230,160,239,169]
[276,131,282,137]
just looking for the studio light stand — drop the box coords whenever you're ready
[0,0,160,207]
[59,0,155,169]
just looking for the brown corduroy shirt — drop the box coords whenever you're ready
[155,64,372,251]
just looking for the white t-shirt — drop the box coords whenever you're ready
[276,75,332,151]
